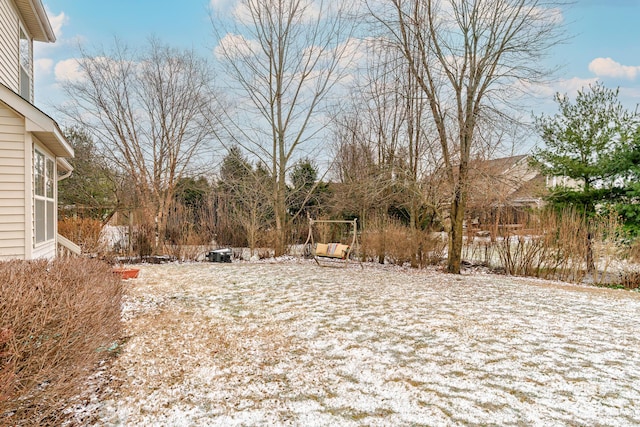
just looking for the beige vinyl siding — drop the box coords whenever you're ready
[0,133,24,143]
[0,0,19,92]
[0,102,25,258]
[0,239,25,257]
[0,205,24,215]
[0,221,22,231]
[0,162,22,174]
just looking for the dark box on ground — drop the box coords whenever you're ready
[206,248,232,263]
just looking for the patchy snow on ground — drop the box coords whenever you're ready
[85,260,640,426]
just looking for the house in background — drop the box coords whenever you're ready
[465,154,547,232]
[0,0,77,259]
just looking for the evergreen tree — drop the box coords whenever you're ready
[610,130,640,235]
[288,159,329,218]
[58,126,117,220]
[532,82,639,214]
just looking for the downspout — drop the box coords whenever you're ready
[57,170,72,181]
[56,157,75,256]
[57,157,73,181]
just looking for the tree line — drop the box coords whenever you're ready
[55,0,640,272]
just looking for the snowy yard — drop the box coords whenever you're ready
[83,260,640,426]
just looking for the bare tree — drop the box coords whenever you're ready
[371,0,565,273]
[331,110,391,226]
[211,0,357,256]
[331,38,445,265]
[59,38,218,253]
[330,42,405,229]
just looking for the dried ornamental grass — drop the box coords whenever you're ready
[0,258,122,426]
[58,217,104,254]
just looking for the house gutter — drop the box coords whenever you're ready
[57,170,72,181]
[57,158,73,181]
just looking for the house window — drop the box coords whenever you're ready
[34,150,55,244]
[19,28,31,100]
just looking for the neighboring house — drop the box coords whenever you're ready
[0,0,77,260]
[465,154,547,228]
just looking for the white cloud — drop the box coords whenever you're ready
[551,77,600,96]
[210,0,233,7]
[34,58,53,75]
[214,33,260,59]
[514,77,599,116]
[210,0,237,13]
[46,9,68,39]
[521,77,598,99]
[531,6,564,25]
[588,57,640,81]
[32,9,69,58]
[228,0,322,25]
[54,58,84,82]
[301,36,364,81]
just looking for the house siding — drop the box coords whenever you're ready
[0,0,20,93]
[0,101,25,259]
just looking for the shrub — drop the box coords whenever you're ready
[360,226,385,264]
[132,223,154,257]
[361,220,446,267]
[616,270,640,290]
[0,258,122,426]
[470,208,624,283]
[624,238,640,263]
[58,217,104,254]
[492,208,590,281]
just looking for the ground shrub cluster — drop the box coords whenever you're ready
[361,222,446,267]
[58,217,104,255]
[0,258,122,426]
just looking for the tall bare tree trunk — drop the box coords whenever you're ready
[448,176,467,273]
[374,0,564,273]
[212,0,356,257]
[274,165,288,256]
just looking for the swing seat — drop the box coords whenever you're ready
[314,243,350,259]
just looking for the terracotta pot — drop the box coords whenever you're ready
[113,267,140,280]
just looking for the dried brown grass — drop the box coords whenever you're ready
[475,209,623,283]
[165,203,217,260]
[616,270,640,290]
[109,303,295,413]
[361,221,446,267]
[624,239,640,263]
[0,258,123,426]
[58,217,105,254]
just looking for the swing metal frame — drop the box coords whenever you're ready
[304,217,362,268]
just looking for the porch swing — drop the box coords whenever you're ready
[304,217,361,267]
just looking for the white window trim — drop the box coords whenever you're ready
[34,148,55,246]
